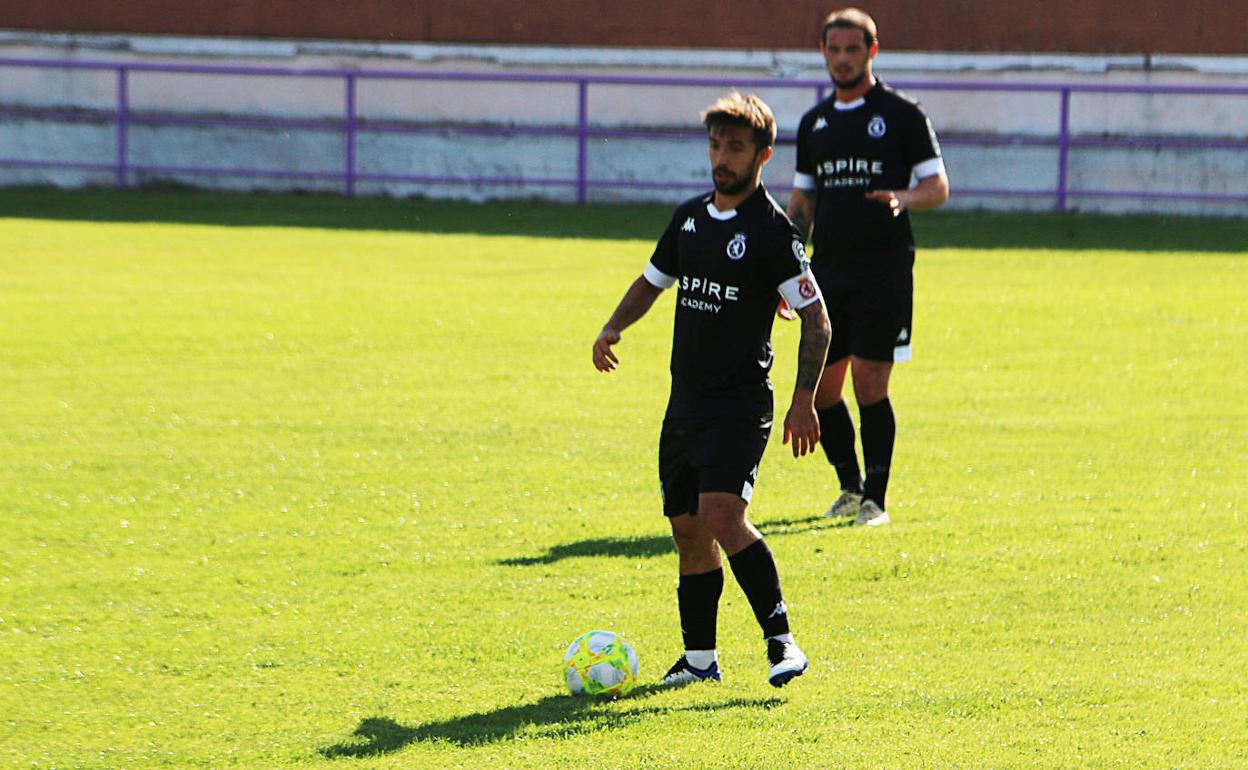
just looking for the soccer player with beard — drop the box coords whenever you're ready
[592,93,831,688]
[787,8,949,527]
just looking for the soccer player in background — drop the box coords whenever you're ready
[787,7,949,527]
[592,93,831,688]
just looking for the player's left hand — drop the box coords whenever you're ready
[776,298,798,321]
[864,189,904,217]
[783,403,821,458]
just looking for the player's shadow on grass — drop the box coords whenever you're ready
[319,689,783,755]
[499,535,673,565]
[498,513,840,566]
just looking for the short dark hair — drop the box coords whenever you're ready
[821,7,877,47]
[700,92,777,150]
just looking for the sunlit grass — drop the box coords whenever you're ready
[1,191,1245,769]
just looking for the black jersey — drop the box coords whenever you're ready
[645,185,821,414]
[794,80,943,287]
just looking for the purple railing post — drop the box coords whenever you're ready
[116,66,129,189]
[576,79,588,205]
[344,74,357,197]
[816,83,826,103]
[1055,87,1071,213]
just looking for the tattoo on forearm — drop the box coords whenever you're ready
[795,304,831,391]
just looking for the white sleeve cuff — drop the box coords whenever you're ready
[913,157,946,180]
[643,261,677,289]
[792,172,817,191]
[777,269,822,311]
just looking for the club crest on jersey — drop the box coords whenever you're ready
[726,232,747,260]
[868,115,887,138]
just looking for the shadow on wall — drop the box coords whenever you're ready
[2,185,1245,252]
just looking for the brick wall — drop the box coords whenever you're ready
[3,1,1244,54]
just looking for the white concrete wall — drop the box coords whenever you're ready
[2,31,1247,215]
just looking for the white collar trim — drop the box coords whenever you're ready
[834,97,866,111]
[705,201,738,221]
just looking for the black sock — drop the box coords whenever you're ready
[817,400,863,492]
[677,568,723,651]
[859,397,896,510]
[726,539,789,639]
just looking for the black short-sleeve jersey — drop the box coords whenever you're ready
[645,185,817,412]
[795,80,942,286]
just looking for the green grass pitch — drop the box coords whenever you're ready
[2,188,1246,769]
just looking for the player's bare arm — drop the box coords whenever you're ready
[778,191,817,321]
[785,189,816,241]
[593,275,663,372]
[783,299,831,457]
[864,172,950,216]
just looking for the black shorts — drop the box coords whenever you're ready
[657,411,771,517]
[823,284,913,364]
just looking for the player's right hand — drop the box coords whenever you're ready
[593,327,621,372]
[864,189,904,217]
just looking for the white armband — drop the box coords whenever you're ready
[777,268,822,311]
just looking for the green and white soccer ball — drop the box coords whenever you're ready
[562,630,639,697]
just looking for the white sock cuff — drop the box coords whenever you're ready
[766,633,794,645]
[685,650,718,669]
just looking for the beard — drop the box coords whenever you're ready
[832,70,866,90]
[712,167,754,195]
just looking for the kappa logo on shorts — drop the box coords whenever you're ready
[726,232,747,260]
[868,114,887,138]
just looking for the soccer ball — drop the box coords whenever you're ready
[562,630,639,697]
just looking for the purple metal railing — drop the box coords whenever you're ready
[2,55,1248,211]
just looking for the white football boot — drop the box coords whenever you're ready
[821,490,863,518]
[853,499,890,527]
[660,655,722,686]
[766,638,808,688]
